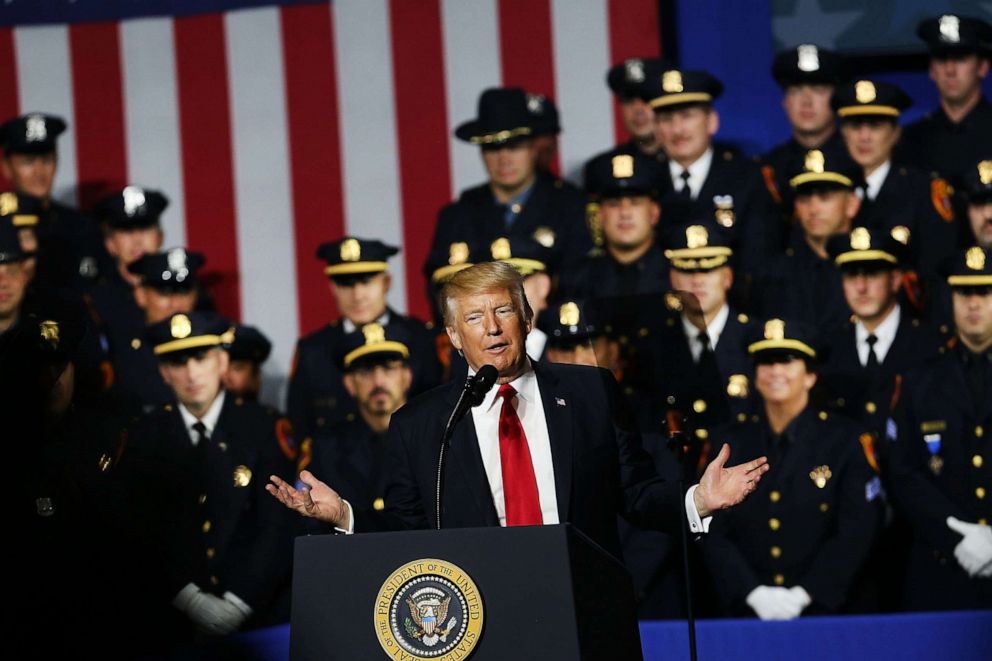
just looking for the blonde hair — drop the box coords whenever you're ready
[439,261,533,327]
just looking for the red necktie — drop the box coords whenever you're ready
[497,384,543,526]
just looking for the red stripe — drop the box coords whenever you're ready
[388,0,450,322]
[607,0,661,144]
[496,0,560,174]
[174,14,241,321]
[68,22,128,209]
[0,28,19,175]
[280,3,346,334]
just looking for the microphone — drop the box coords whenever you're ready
[436,364,498,529]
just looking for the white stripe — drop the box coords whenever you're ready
[13,25,78,206]
[551,0,614,182]
[225,7,300,407]
[441,0,502,198]
[120,17,187,247]
[332,0,407,312]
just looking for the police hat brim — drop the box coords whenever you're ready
[748,341,817,361]
[342,342,410,371]
[454,120,533,146]
[790,173,856,192]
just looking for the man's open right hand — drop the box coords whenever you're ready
[267,470,349,529]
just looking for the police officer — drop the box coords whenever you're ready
[0,113,106,290]
[525,91,562,175]
[562,149,669,299]
[762,44,849,213]
[701,318,884,618]
[0,190,45,281]
[223,323,273,402]
[606,57,670,157]
[900,15,992,186]
[640,66,780,275]
[111,247,207,415]
[0,216,33,338]
[889,246,992,611]
[753,149,861,329]
[111,311,297,649]
[288,236,440,440]
[960,158,992,249]
[834,79,957,281]
[298,322,413,532]
[427,87,591,291]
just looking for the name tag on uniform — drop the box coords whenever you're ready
[920,420,946,433]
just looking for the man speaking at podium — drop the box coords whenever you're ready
[268,262,768,557]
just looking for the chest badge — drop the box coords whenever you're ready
[809,465,832,489]
[233,465,252,487]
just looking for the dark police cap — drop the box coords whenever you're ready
[663,220,734,272]
[127,247,205,291]
[147,311,234,358]
[526,93,560,137]
[639,66,723,111]
[338,322,410,371]
[748,318,819,361]
[789,148,862,192]
[962,159,992,203]
[537,299,609,344]
[428,240,475,285]
[607,57,671,99]
[832,79,911,120]
[584,149,666,199]
[317,236,399,279]
[95,185,169,230]
[0,216,33,264]
[0,190,43,229]
[455,87,535,147]
[226,324,272,364]
[0,113,66,154]
[917,14,992,57]
[827,226,909,271]
[474,236,554,277]
[772,44,847,87]
[943,246,992,288]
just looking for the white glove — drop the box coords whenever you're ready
[222,591,254,629]
[172,583,243,635]
[788,586,812,613]
[947,517,992,577]
[745,586,805,621]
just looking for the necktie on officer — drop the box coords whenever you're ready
[679,169,692,200]
[497,384,543,526]
[865,334,880,371]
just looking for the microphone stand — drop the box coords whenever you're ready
[435,396,463,530]
[666,411,698,661]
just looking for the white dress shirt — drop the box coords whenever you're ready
[682,304,730,363]
[863,160,891,201]
[526,327,548,361]
[855,304,900,366]
[668,147,714,201]
[178,390,226,445]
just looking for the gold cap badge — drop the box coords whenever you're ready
[39,319,60,348]
[978,160,992,185]
[559,302,580,327]
[804,149,825,174]
[170,314,192,339]
[662,70,684,93]
[612,154,634,179]
[764,318,786,341]
[850,227,871,251]
[448,242,469,266]
[686,225,709,249]
[340,238,361,262]
[855,80,876,104]
[966,246,986,271]
[0,192,17,215]
[491,237,512,261]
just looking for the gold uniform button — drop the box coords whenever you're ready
[198,494,207,505]
[131,338,141,350]
[206,548,216,559]
[820,503,829,512]
[977,426,985,438]
[770,546,782,559]
[373,497,385,511]
[510,203,522,214]
[769,491,781,503]
[974,455,984,469]
[977,487,987,500]
[210,575,219,586]
[202,520,211,533]
[818,411,828,421]
[737,413,747,423]
[979,519,988,526]
[773,574,785,586]
[695,429,709,440]
[865,401,877,414]
[693,399,707,413]
[769,518,781,531]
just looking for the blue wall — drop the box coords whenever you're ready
[675,0,992,156]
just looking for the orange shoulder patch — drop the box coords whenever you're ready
[276,418,298,461]
[859,432,880,473]
[930,178,954,222]
[296,437,313,476]
[761,164,782,205]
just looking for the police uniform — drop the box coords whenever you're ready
[108,248,207,416]
[639,67,781,275]
[111,312,297,646]
[889,247,992,611]
[958,158,992,247]
[753,150,857,329]
[427,88,592,293]
[288,237,441,439]
[833,79,958,281]
[560,149,670,299]
[605,57,670,157]
[701,320,884,615]
[899,15,992,186]
[0,113,107,290]
[761,44,849,216]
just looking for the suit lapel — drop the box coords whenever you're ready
[533,363,574,522]
[446,385,499,526]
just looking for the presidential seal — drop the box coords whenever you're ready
[374,558,484,660]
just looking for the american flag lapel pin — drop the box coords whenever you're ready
[555,397,566,407]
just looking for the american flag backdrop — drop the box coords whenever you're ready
[0,0,662,403]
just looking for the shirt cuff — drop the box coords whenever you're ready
[172,582,200,611]
[685,484,713,534]
[334,499,355,535]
